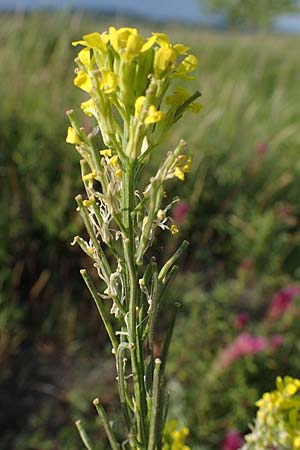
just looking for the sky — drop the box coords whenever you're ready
[0,0,300,31]
[0,0,207,22]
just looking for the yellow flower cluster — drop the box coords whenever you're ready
[243,376,300,450]
[163,420,191,450]
[66,27,200,160]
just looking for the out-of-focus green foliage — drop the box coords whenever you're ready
[202,0,298,28]
[1,11,300,450]
[167,275,300,448]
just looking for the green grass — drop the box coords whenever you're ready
[1,10,300,449]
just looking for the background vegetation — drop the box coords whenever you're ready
[1,10,300,450]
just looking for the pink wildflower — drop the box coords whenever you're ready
[173,202,189,226]
[267,285,300,320]
[221,430,244,450]
[235,312,249,330]
[215,333,268,370]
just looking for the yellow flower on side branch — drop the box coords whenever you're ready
[66,126,81,144]
[73,70,93,93]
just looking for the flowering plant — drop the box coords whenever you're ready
[66,26,200,449]
[242,376,300,450]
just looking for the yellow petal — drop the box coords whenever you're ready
[190,102,202,113]
[141,35,156,52]
[175,54,198,79]
[100,70,118,94]
[174,166,185,181]
[171,224,179,235]
[144,105,165,125]
[115,169,122,179]
[152,32,169,47]
[154,46,176,76]
[72,32,106,51]
[72,39,86,47]
[108,155,119,168]
[135,96,146,117]
[82,197,95,207]
[99,149,112,157]
[173,43,190,55]
[80,98,96,117]
[109,27,118,52]
[82,171,97,182]
[124,33,144,60]
[109,27,137,53]
[78,48,91,68]
[183,157,192,173]
[166,87,190,105]
[286,383,298,396]
[74,70,93,93]
[66,127,81,144]
[82,32,106,51]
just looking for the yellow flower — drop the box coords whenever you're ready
[80,98,96,117]
[108,155,119,168]
[77,48,92,68]
[189,102,202,113]
[125,33,145,60]
[180,427,189,437]
[82,171,97,182]
[134,96,146,117]
[100,70,118,94]
[166,87,190,106]
[154,46,176,76]
[183,157,192,173]
[171,224,179,235]
[173,43,190,55]
[72,32,106,52]
[74,70,93,93]
[174,167,185,181]
[175,54,198,79]
[115,169,122,179]
[141,35,157,52]
[83,197,95,207]
[294,435,300,449]
[109,27,146,61]
[166,87,201,114]
[144,105,165,125]
[152,32,170,47]
[66,126,81,144]
[99,149,112,157]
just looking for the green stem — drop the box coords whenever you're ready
[148,359,162,450]
[158,240,189,283]
[80,269,118,354]
[93,398,120,450]
[123,238,137,342]
[75,420,94,450]
[117,342,133,432]
[122,159,149,447]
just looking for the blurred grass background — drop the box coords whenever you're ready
[1,10,300,449]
